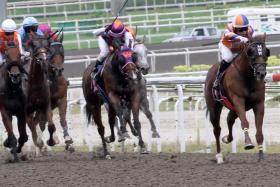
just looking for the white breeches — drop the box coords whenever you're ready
[97,36,110,62]
[219,42,238,63]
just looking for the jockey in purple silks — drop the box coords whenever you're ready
[92,19,134,93]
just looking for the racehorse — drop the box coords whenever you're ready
[83,43,146,158]
[0,41,28,162]
[116,40,159,139]
[122,77,160,138]
[38,38,74,152]
[204,34,270,163]
[25,35,52,155]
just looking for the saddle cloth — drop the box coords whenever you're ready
[212,71,236,112]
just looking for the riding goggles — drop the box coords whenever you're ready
[4,32,14,36]
[24,26,38,33]
[235,27,248,32]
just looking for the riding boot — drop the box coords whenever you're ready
[91,60,103,93]
[213,60,231,90]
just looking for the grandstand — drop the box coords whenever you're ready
[7,0,279,49]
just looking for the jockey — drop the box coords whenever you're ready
[0,19,24,66]
[213,14,254,90]
[92,19,134,92]
[18,17,43,50]
[39,23,58,41]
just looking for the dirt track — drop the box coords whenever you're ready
[1,151,280,187]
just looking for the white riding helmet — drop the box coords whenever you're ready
[1,19,17,32]
[22,17,38,28]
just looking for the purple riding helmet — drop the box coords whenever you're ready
[108,19,126,38]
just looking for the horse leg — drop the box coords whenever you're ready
[209,103,223,164]
[109,93,129,141]
[132,93,147,154]
[1,111,18,162]
[105,106,116,143]
[58,95,74,152]
[232,97,254,150]
[123,107,138,137]
[92,104,110,159]
[140,98,160,138]
[253,102,265,161]
[16,113,28,154]
[222,111,238,144]
[27,113,44,156]
[46,109,59,147]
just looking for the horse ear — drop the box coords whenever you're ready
[266,47,270,57]
[142,35,146,43]
[60,31,64,43]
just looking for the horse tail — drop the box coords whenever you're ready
[85,103,92,124]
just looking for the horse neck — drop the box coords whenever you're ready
[233,51,254,80]
[29,60,46,84]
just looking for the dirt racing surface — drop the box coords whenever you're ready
[0,152,280,187]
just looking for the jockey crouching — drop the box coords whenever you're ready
[92,19,134,93]
[0,19,26,70]
[18,17,44,53]
[213,14,254,90]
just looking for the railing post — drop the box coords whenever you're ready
[184,48,190,67]
[211,8,214,27]
[177,85,186,153]
[149,51,156,73]
[151,85,161,153]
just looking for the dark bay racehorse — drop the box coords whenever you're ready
[38,39,74,152]
[83,44,146,158]
[122,77,160,138]
[25,36,52,155]
[204,35,270,163]
[0,41,28,162]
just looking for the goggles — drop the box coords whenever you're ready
[24,26,38,33]
[235,27,248,32]
[4,32,14,36]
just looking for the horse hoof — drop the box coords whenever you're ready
[215,153,224,164]
[105,136,115,143]
[140,148,149,154]
[118,137,126,142]
[123,132,130,139]
[65,144,75,153]
[244,144,255,150]
[47,139,55,147]
[64,136,73,144]
[3,139,9,148]
[131,130,138,137]
[152,132,160,138]
[105,154,111,160]
[19,153,28,161]
[222,136,231,144]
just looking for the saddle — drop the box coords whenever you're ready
[212,71,236,112]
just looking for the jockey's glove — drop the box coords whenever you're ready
[238,36,248,43]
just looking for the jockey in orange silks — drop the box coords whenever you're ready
[213,14,255,89]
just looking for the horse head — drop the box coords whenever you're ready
[133,39,150,75]
[29,35,49,66]
[48,41,64,80]
[4,41,22,84]
[113,45,138,81]
[245,34,270,81]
